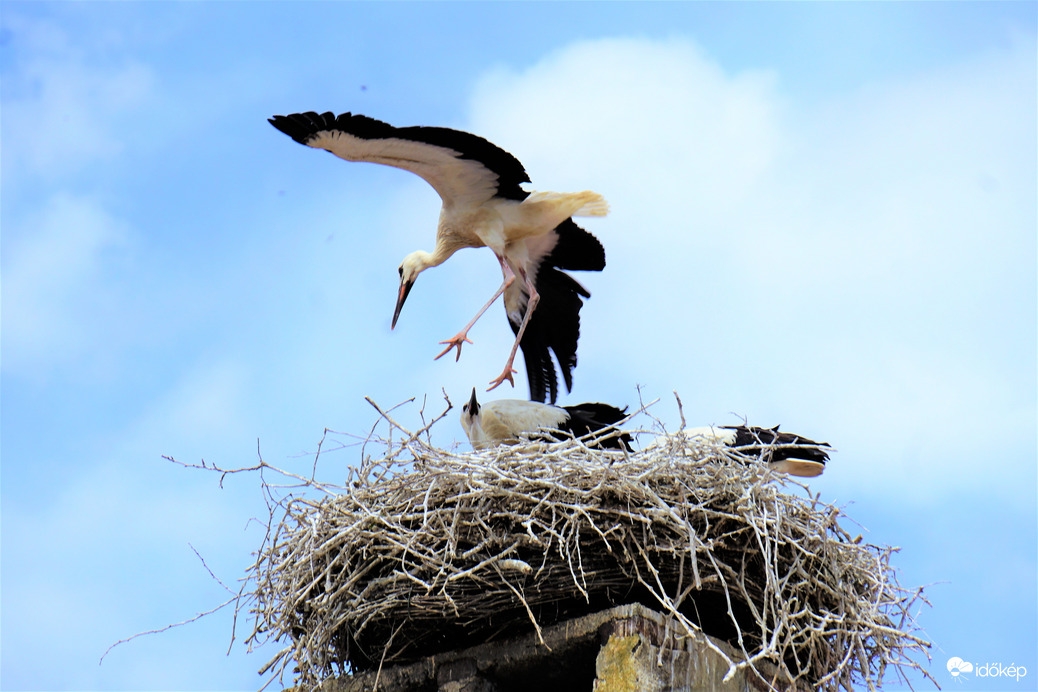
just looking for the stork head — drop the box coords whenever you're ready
[392,251,431,329]
[459,388,484,447]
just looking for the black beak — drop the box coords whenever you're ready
[392,276,414,329]
[467,387,480,416]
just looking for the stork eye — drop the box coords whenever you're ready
[398,266,403,277]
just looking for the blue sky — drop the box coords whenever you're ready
[2,2,1035,690]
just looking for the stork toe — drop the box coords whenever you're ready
[486,367,517,392]
[435,334,473,362]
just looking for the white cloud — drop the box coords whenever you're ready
[2,442,263,689]
[1,359,263,689]
[2,193,131,374]
[131,359,253,452]
[461,36,1036,504]
[470,37,784,222]
[0,11,162,380]
[1,12,156,183]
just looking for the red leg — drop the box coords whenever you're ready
[487,268,539,392]
[435,256,515,362]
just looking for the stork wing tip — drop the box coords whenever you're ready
[268,112,339,145]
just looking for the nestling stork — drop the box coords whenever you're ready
[268,111,608,403]
[680,425,831,477]
[460,389,633,451]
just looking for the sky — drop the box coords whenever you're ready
[1,2,1035,690]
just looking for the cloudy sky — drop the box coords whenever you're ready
[2,2,1035,690]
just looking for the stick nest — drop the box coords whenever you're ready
[242,400,932,691]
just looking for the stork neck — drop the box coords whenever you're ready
[403,248,446,274]
[428,241,456,268]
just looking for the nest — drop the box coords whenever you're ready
[242,400,932,691]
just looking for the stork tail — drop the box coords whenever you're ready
[525,190,609,218]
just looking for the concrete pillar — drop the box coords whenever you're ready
[322,604,799,692]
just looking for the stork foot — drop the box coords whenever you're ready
[486,367,517,392]
[435,333,473,362]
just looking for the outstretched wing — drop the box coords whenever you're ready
[269,111,530,208]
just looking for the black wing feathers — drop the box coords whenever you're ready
[269,111,393,146]
[549,218,606,272]
[722,425,831,464]
[269,111,530,201]
[515,220,607,404]
[514,269,588,404]
[558,403,633,451]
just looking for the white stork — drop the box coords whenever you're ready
[268,111,609,403]
[677,425,831,477]
[460,388,633,451]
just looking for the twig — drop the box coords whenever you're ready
[99,595,236,664]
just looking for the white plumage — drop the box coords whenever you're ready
[269,111,608,403]
[460,389,632,451]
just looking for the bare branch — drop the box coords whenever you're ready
[99,595,236,665]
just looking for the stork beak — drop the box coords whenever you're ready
[392,276,415,329]
[770,459,826,478]
[467,387,480,416]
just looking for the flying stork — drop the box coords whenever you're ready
[460,389,633,451]
[268,111,609,403]
[677,425,831,477]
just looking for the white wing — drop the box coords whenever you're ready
[270,112,530,210]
